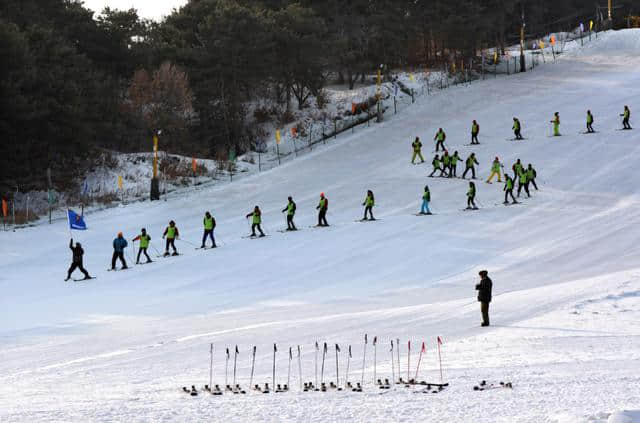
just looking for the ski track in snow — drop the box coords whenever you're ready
[2,30,640,422]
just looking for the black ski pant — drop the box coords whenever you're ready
[165,238,177,253]
[467,196,476,208]
[623,118,631,129]
[251,223,264,236]
[514,129,523,140]
[429,166,446,177]
[587,123,594,133]
[449,164,457,177]
[137,247,151,263]
[364,206,374,220]
[529,179,538,190]
[286,214,296,230]
[504,189,516,203]
[462,166,475,179]
[68,261,89,278]
[112,251,127,269]
[435,140,445,151]
[202,229,216,247]
[481,302,490,326]
[318,209,328,226]
[517,182,530,197]
[471,133,479,144]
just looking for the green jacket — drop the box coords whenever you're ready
[435,131,445,141]
[318,198,328,211]
[250,211,261,224]
[364,195,374,207]
[204,216,215,230]
[432,157,441,168]
[587,113,593,124]
[518,170,527,183]
[451,154,461,165]
[513,120,520,130]
[624,109,630,119]
[466,156,478,168]
[467,186,476,198]
[526,168,536,180]
[164,226,177,239]
[442,155,451,166]
[472,123,479,134]
[423,191,431,201]
[505,178,513,190]
[412,141,422,152]
[136,234,150,248]
[513,162,523,174]
[491,160,501,172]
[286,201,296,216]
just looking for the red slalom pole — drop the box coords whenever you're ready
[414,341,425,380]
[407,340,411,383]
[437,336,444,383]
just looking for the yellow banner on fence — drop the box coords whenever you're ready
[118,175,123,189]
[275,129,281,144]
[493,51,498,62]
[409,73,415,82]
[590,20,594,31]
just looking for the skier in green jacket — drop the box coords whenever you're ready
[503,175,517,204]
[441,151,451,177]
[434,128,446,151]
[420,185,431,215]
[586,110,595,133]
[316,193,329,227]
[526,164,538,191]
[462,153,479,179]
[201,211,216,248]
[471,120,480,144]
[281,196,297,230]
[449,151,462,178]
[466,182,478,210]
[133,228,152,263]
[162,221,179,256]
[429,154,445,177]
[362,190,375,220]
[512,159,524,181]
[621,106,632,129]
[512,117,523,140]
[487,157,502,183]
[517,169,530,198]
[550,112,560,136]
[246,206,265,237]
[411,137,425,164]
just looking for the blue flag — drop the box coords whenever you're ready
[68,209,87,230]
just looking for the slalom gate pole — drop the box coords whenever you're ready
[233,346,238,386]
[225,348,229,387]
[314,342,319,386]
[209,343,213,388]
[390,340,395,385]
[437,337,443,383]
[373,336,377,384]
[335,344,340,389]
[249,346,256,388]
[297,346,302,390]
[288,347,292,389]
[396,338,401,382]
[321,342,327,384]
[273,344,277,390]
[345,345,351,387]
[360,334,368,385]
[407,341,411,383]
[414,342,425,380]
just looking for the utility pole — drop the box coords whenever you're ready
[519,1,526,73]
[150,130,160,201]
[608,0,612,22]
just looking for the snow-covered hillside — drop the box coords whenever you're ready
[2,30,640,422]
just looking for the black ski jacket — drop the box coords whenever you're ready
[69,240,84,264]
[476,277,492,303]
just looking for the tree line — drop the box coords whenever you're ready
[1,0,636,194]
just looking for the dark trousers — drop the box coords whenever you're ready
[481,302,490,325]
[68,262,89,278]
[435,140,445,151]
[529,179,538,190]
[467,196,476,208]
[449,164,457,177]
[364,206,374,220]
[202,229,216,247]
[462,166,475,179]
[514,129,523,139]
[517,182,530,197]
[471,133,479,144]
[137,247,151,263]
[165,238,177,253]
[112,251,127,269]
[504,189,516,203]
[623,117,631,129]
[286,215,296,230]
[587,123,594,133]
[318,209,328,226]
[251,223,264,236]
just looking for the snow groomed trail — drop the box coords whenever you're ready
[1,30,640,422]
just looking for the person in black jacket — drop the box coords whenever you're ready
[475,270,492,327]
[65,238,91,281]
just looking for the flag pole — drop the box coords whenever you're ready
[437,337,444,383]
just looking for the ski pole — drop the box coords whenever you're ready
[415,341,425,381]
[249,346,256,389]
[297,345,302,390]
[361,334,367,385]
[345,345,351,387]
[209,343,213,389]
[373,336,377,384]
[287,347,292,389]
[225,347,229,387]
[314,341,319,386]
[396,338,400,382]
[177,237,198,248]
[233,345,238,387]
[335,344,340,389]
[390,340,395,386]
[407,340,411,383]
[321,342,327,384]
[273,343,277,390]
[437,336,444,383]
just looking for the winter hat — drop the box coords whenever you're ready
[479,270,488,276]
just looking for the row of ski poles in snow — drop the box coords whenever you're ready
[207,335,445,392]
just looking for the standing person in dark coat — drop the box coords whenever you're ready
[111,232,128,270]
[475,270,493,327]
[65,239,91,281]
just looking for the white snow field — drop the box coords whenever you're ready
[2,30,640,422]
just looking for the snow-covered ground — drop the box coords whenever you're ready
[2,29,640,422]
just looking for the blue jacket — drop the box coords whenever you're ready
[113,237,128,252]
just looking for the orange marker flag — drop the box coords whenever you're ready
[351,102,357,114]
[550,35,556,46]
[291,127,297,138]
[192,158,197,172]
[2,199,7,217]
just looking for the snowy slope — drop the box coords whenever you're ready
[2,30,640,422]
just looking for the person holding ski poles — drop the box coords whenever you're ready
[65,238,91,281]
[550,112,560,136]
[517,169,530,198]
[281,196,297,230]
[462,153,479,179]
[586,110,595,133]
[132,228,152,264]
[420,185,432,215]
[434,128,446,152]
[316,193,329,227]
[466,182,478,210]
[471,120,480,144]
[526,164,538,191]
[246,206,265,237]
[450,151,462,177]
[512,159,524,181]
[411,137,424,164]
[503,175,517,204]
[512,117,523,140]
[621,106,632,129]
[441,151,451,177]
[362,190,375,220]
[162,220,179,256]
[201,211,216,248]
[111,232,128,270]
[429,154,445,177]
[486,157,502,183]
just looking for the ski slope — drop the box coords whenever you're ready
[2,30,640,422]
